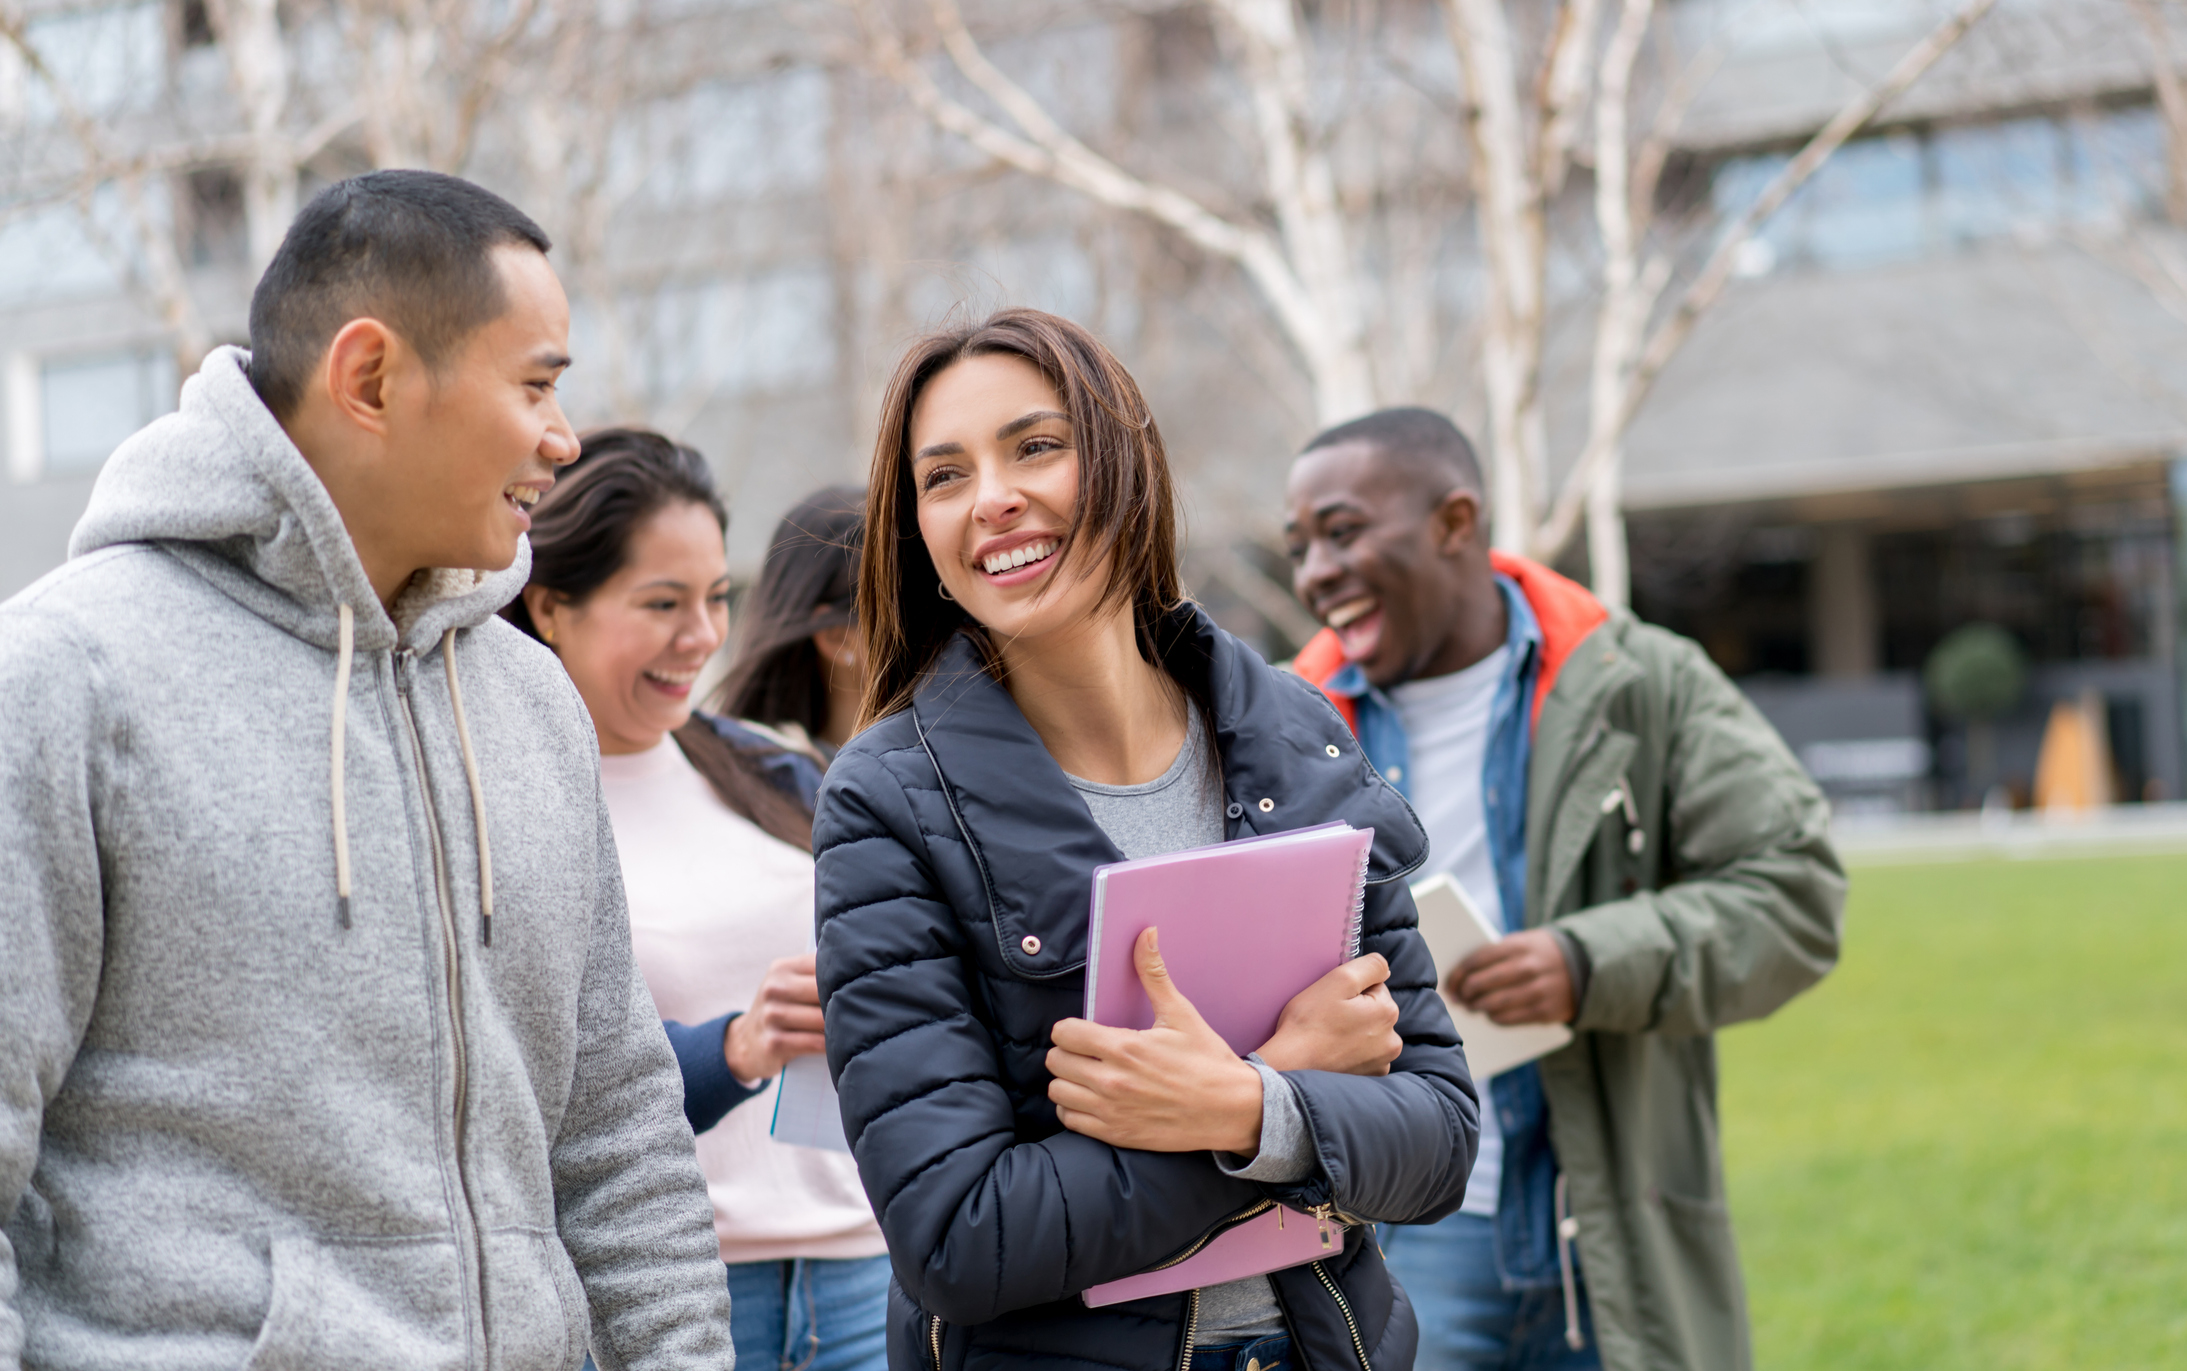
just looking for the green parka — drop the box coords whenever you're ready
[1300,556,1844,1371]
[1532,607,1844,1371]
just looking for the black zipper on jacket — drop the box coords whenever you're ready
[1162,1201,1276,1371]
[394,648,487,1351]
[1172,1287,1202,1371]
[1144,1199,1277,1275]
[1309,1260,1372,1371]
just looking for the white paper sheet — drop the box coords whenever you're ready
[768,1053,851,1152]
[1410,873,1573,1079]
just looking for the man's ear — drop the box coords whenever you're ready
[321,317,401,436]
[1431,488,1485,556]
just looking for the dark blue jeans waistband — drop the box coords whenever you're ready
[1189,1333,1293,1371]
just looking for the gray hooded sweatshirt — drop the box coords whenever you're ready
[0,348,735,1370]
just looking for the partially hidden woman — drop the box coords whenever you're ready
[813,310,1481,1371]
[507,430,890,1371]
[712,483,867,766]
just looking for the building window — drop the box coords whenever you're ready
[1711,105,2167,273]
[34,349,178,479]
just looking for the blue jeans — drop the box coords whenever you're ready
[1190,1333,1294,1371]
[1385,1213,1600,1371]
[723,1255,891,1371]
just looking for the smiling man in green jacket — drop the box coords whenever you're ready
[1283,408,1844,1371]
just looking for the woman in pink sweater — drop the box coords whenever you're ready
[506,429,888,1371]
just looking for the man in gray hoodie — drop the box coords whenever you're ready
[0,172,736,1369]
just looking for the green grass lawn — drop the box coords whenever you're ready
[1722,852,2187,1370]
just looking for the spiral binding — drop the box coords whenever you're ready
[1344,829,1371,959]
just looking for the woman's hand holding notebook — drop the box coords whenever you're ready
[1047,925,1270,1155]
[1068,822,1379,1307]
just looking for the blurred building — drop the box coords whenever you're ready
[1618,0,2187,811]
[4,0,2185,812]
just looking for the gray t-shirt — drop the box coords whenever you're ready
[1066,702,1315,1344]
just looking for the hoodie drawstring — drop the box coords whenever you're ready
[441,627,496,946]
[331,604,355,929]
[329,616,495,945]
[1555,1172,1586,1351]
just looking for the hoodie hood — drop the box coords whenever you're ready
[69,345,529,655]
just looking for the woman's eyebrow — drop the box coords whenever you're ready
[914,440,965,461]
[997,409,1069,440]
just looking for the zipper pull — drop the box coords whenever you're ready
[393,648,416,693]
[1311,1202,1335,1249]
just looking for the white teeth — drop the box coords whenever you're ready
[1326,598,1376,629]
[505,485,541,508]
[982,540,1055,575]
[645,669,700,685]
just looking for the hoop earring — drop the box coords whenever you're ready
[937,580,957,602]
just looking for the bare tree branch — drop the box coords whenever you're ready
[1194,543,1323,647]
[1534,0,1600,197]
[1208,0,1376,418]
[1578,0,1656,607]
[1532,0,2000,561]
[203,0,296,273]
[854,0,1378,424]
[1628,13,1736,239]
[1443,0,1549,551]
[2131,0,2187,226]
[0,3,212,367]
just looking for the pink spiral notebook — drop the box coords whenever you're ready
[1078,821,1374,1308]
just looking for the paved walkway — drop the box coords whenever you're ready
[1831,801,2187,864]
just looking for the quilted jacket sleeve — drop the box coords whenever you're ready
[1266,876,1481,1227]
[1559,633,1845,1038]
[813,742,1268,1325]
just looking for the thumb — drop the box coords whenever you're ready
[1133,926,1203,1030]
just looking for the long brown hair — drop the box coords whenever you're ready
[710,484,863,737]
[858,308,1183,725]
[504,427,814,849]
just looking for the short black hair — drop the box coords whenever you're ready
[1300,406,1486,502]
[247,170,551,418]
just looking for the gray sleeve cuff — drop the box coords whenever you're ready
[1213,1055,1317,1184]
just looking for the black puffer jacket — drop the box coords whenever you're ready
[813,606,1480,1370]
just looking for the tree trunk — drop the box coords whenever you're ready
[208,0,296,273]
[1215,0,1376,424]
[1442,0,1547,553]
[864,0,1379,430]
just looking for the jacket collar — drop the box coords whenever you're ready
[909,634,1127,979]
[1487,552,1607,727]
[908,604,1427,980]
[1296,552,1608,732]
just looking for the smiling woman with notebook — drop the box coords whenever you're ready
[812,308,1481,1371]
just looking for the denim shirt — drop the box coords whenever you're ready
[1320,577,1564,1287]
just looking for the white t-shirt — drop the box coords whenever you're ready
[1389,646,1510,1218]
[599,736,886,1265]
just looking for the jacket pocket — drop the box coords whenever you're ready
[483,1226,588,1370]
[241,1233,466,1370]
